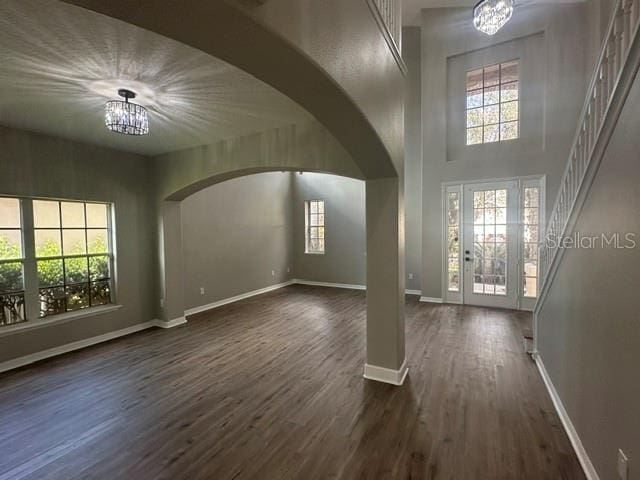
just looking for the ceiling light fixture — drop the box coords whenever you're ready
[105,89,149,135]
[473,0,514,36]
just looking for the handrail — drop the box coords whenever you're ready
[373,0,401,50]
[538,0,640,295]
[365,0,406,75]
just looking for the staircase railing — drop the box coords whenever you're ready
[372,0,401,49]
[537,0,640,304]
[366,0,405,75]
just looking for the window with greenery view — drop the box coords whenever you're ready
[466,60,519,145]
[305,200,325,254]
[35,200,112,317]
[0,198,25,326]
[0,197,113,327]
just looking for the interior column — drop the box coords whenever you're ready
[157,200,186,327]
[364,176,407,385]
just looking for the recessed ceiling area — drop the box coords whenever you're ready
[0,0,312,156]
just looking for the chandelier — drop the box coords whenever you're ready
[473,0,514,36]
[105,89,149,135]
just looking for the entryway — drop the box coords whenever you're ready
[443,176,543,310]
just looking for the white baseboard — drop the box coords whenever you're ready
[363,358,408,386]
[294,279,420,296]
[0,321,156,374]
[184,279,423,320]
[534,354,599,480]
[419,296,443,304]
[154,317,187,329]
[184,280,295,316]
[293,279,366,290]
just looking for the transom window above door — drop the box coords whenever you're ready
[466,60,519,145]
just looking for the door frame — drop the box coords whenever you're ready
[441,175,546,310]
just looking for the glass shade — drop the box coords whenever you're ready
[105,99,149,135]
[473,0,514,36]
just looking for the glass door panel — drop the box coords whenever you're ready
[463,181,519,309]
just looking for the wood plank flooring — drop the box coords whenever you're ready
[0,285,584,479]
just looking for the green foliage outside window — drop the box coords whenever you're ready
[0,235,23,292]
[37,236,109,287]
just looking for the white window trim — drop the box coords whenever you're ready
[442,184,463,304]
[465,58,520,146]
[441,175,545,310]
[0,195,116,328]
[304,200,326,255]
[0,304,123,338]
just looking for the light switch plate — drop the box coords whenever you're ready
[618,449,628,480]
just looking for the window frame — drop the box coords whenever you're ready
[521,182,540,300]
[441,176,545,310]
[304,200,325,255]
[34,199,114,318]
[465,59,520,146]
[445,187,461,294]
[0,195,116,328]
[0,197,26,326]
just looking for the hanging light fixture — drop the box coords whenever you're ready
[105,89,149,135]
[473,0,514,36]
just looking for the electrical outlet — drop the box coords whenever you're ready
[618,449,628,480]
[200,287,205,296]
[408,273,414,280]
[287,267,291,273]
[271,270,275,277]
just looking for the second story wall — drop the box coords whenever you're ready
[418,2,605,299]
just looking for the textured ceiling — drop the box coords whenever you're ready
[0,0,312,156]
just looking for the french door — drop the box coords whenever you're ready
[462,181,519,309]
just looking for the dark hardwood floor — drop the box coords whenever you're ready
[0,285,584,480]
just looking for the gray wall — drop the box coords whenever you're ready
[403,27,423,292]
[419,3,596,299]
[180,171,366,311]
[292,172,366,286]
[181,172,293,310]
[0,126,155,363]
[537,66,640,480]
[284,29,422,292]
[290,4,604,298]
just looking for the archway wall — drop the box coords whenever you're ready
[155,121,363,202]
[151,120,364,323]
[61,0,408,378]
[61,0,404,179]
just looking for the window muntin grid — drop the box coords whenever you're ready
[473,189,508,296]
[305,200,325,254]
[0,197,26,326]
[34,200,112,317]
[466,60,519,145]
